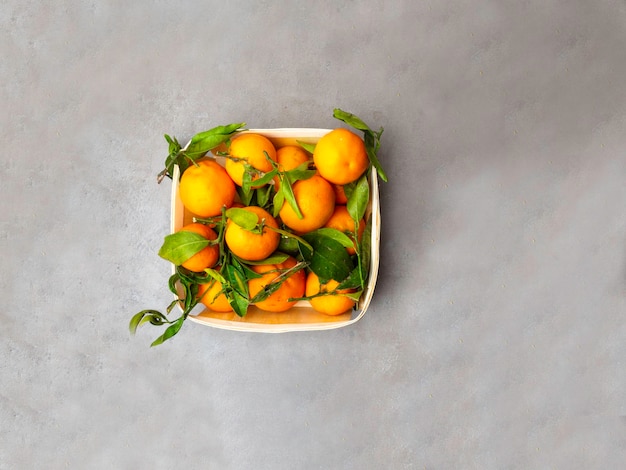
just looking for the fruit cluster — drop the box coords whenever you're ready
[130,109,386,346]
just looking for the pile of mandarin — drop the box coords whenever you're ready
[175,128,370,316]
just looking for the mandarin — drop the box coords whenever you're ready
[278,174,335,233]
[225,133,277,187]
[178,159,236,217]
[225,206,280,261]
[273,145,311,191]
[197,279,233,312]
[305,271,355,316]
[313,128,369,185]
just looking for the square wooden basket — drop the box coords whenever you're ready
[171,128,380,332]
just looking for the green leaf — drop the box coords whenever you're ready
[333,108,373,132]
[158,123,245,182]
[226,207,258,231]
[158,135,184,182]
[281,174,303,219]
[302,233,353,283]
[158,231,210,265]
[202,268,226,284]
[255,181,274,208]
[166,298,179,313]
[230,290,249,317]
[168,273,180,296]
[296,140,316,154]
[230,255,263,279]
[236,185,254,206]
[227,263,248,297]
[164,134,181,154]
[129,310,171,334]
[347,173,369,223]
[140,313,168,326]
[306,228,354,248]
[129,310,151,334]
[177,265,208,285]
[359,216,372,284]
[336,267,363,290]
[222,262,250,317]
[150,317,184,347]
[284,163,315,182]
[252,169,278,188]
[243,151,278,189]
[241,163,254,195]
[181,276,199,312]
[270,227,313,252]
[364,132,388,182]
[186,123,245,155]
[342,290,363,302]
[240,251,290,266]
[343,181,356,201]
[198,122,246,138]
[272,189,285,217]
[189,283,200,311]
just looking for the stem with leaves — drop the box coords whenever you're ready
[157,123,246,183]
[129,267,205,347]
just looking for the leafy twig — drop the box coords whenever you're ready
[157,122,246,183]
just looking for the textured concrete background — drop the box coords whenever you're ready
[1,1,625,468]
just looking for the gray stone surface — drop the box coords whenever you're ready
[2,1,625,468]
